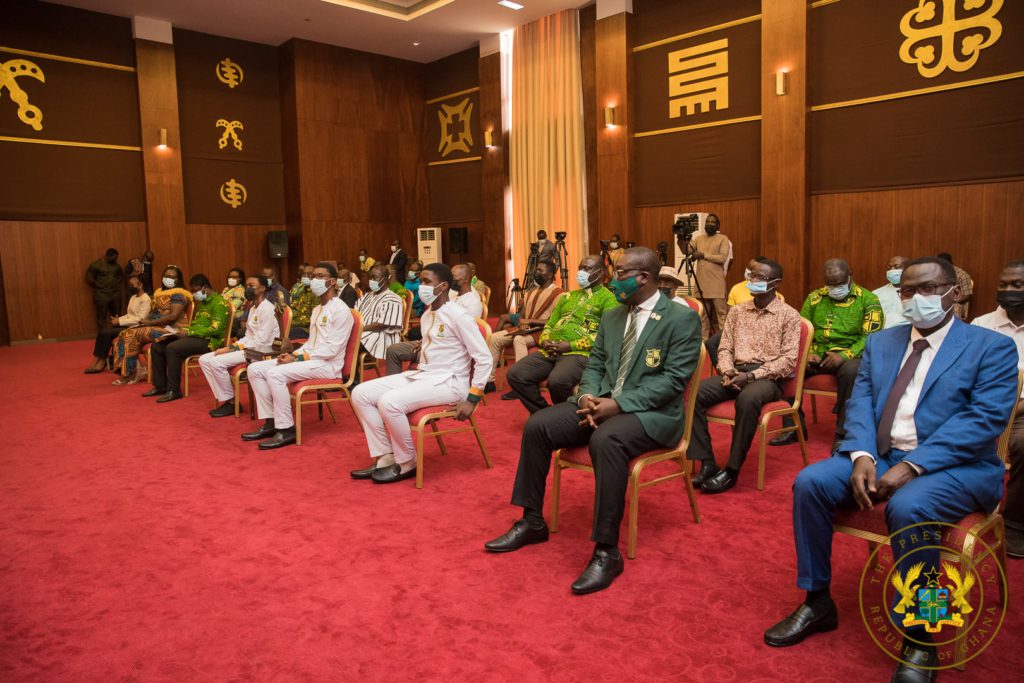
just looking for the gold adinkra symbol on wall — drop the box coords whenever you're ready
[900,0,1004,78]
[220,178,248,209]
[437,97,474,157]
[1,59,45,130]
[216,119,244,150]
[216,58,244,88]
[668,39,729,118]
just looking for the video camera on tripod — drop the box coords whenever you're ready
[673,213,700,243]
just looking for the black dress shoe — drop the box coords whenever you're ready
[209,402,234,418]
[350,464,378,480]
[691,461,721,488]
[241,422,277,441]
[156,391,183,403]
[141,387,164,398]
[701,468,738,494]
[763,600,838,647]
[770,431,799,446]
[891,645,937,683]
[484,519,550,553]
[83,368,102,374]
[371,464,417,484]
[484,381,497,394]
[501,391,519,400]
[571,547,624,595]
[258,429,296,450]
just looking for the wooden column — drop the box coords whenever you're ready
[479,51,508,304]
[595,12,633,243]
[760,0,809,302]
[134,39,188,276]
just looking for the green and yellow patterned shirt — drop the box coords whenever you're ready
[800,281,883,359]
[537,285,619,357]
[188,292,231,351]
[289,282,318,329]
[221,284,246,320]
[388,281,409,299]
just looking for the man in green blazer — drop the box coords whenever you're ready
[484,247,703,594]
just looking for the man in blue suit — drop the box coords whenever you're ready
[763,257,1018,682]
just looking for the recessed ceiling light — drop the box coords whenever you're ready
[498,1,524,10]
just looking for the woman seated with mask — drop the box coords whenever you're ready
[222,267,246,337]
[84,275,151,374]
[111,266,192,385]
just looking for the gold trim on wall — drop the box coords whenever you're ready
[0,135,141,152]
[809,0,842,8]
[426,86,480,105]
[319,0,456,22]
[427,155,481,167]
[810,71,1024,112]
[0,46,135,72]
[633,15,761,53]
[634,114,761,139]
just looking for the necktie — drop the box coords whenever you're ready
[612,307,638,398]
[875,338,930,456]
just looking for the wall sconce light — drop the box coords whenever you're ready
[775,70,788,96]
[158,128,168,148]
[604,105,618,127]
[484,129,493,148]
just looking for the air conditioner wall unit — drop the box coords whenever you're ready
[417,227,442,263]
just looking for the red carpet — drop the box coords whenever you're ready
[1,340,1020,681]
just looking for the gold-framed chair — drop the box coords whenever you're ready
[804,374,838,424]
[402,289,414,338]
[550,344,707,559]
[182,299,235,397]
[287,309,364,445]
[406,317,492,489]
[705,318,814,490]
[228,306,293,417]
[146,295,195,384]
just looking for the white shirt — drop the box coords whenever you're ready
[236,298,280,353]
[410,301,493,396]
[625,290,661,342]
[356,289,404,359]
[118,293,151,326]
[389,249,403,264]
[852,316,955,468]
[293,297,355,375]
[973,306,1024,397]
[451,288,483,319]
[873,283,910,329]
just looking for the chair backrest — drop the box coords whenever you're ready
[342,309,364,383]
[682,296,703,318]
[482,285,492,307]
[996,370,1024,463]
[782,318,815,404]
[474,317,491,345]
[673,343,709,451]
[222,299,236,348]
[402,290,413,335]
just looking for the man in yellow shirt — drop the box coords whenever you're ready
[727,257,786,308]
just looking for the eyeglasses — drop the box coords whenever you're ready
[613,268,642,278]
[746,273,776,283]
[898,282,954,299]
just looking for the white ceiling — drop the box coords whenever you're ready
[46,0,590,63]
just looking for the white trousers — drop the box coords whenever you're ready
[351,372,462,465]
[488,330,536,381]
[248,358,336,429]
[198,350,246,402]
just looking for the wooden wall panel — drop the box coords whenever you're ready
[479,51,508,312]
[810,181,1024,322]
[184,224,283,286]
[431,219,507,312]
[0,221,147,341]
[595,12,633,242]
[579,4,599,252]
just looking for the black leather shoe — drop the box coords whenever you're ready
[891,644,937,683]
[571,547,624,595]
[241,422,277,441]
[484,519,550,553]
[209,402,234,418]
[484,381,497,394]
[763,600,838,647]
[1006,528,1024,558]
[350,463,378,480]
[501,391,519,400]
[701,468,738,494]
[371,464,417,484]
[141,387,164,397]
[770,431,799,446]
[258,429,296,450]
[156,391,183,403]
[691,461,721,488]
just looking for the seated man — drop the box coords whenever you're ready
[450,264,483,318]
[349,263,492,484]
[288,263,317,339]
[686,260,802,493]
[200,275,281,418]
[144,274,230,403]
[772,258,882,449]
[336,268,359,309]
[356,264,405,362]
[764,257,1018,682]
[484,248,701,594]
[506,255,617,413]
[261,265,291,307]
[243,263,354,450]
[972,259,1024,557]
[468,262,488,303]
[711,256,787,370]
[485,260,564,397]
[874,255,911,329]
[657,266,695,307]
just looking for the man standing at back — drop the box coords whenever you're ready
[687,214,731,338]
[87,248,123,330]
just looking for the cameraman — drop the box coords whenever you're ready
[535,230,557,263]
[683,214,731,338]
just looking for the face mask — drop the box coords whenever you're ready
[901,290,952,328]
[608,275,641,303]
[659,287,674,298]
[244,287,257,301]
[609,242,619,250]
[310,278,330,297]
[265,277,274,286]
[407,271,418,281]
[227,277,239,287]
[996,290,1024,312]
[576,270,594,289]
[705,225,719,236]
[368,279,382,292]
[827,280,851,300]
[419,283,438,305]
[533,272,548,286]
[193,290,207,302]
[301,277,311,287]
[886,269,903,287]
[359,255,366,262]
[746,279,777,294]
[162,276,176,289]
[538,238,547,244]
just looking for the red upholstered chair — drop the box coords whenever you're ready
[408,318,493,489]
[680,295,703,317]
[287,309,364,445]
[182,299,235,397]
[706,318,814,491]
[549,344,708,559]
[226,305,294,416]
[804,373,838,424]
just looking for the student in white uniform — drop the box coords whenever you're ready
[449,263,484,318]
[243,262,354,450]
[351,263,493,484]
[200,275,281,418]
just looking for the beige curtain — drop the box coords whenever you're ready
[509,9,588,284]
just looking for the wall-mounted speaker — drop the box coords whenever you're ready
[268,230,288,259]
[449,227,469,254]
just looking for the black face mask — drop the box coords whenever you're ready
[705,225,719,235]
[244,287,257,301]
[533,272,548,286]
[997,290,1024,311]
[659,287,674,298]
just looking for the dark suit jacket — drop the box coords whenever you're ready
[572,293,702,447]
[839,318,1018,511]
[390,249,409,274]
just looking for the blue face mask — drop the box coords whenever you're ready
[301,277,312,287]
[608,275,641,303]
[368,279,382,293]
[407,271,418,281]
[193,290,207,302]
[886,269,902,287]
[576,270,594,289]
[746,278,778,295]
[827,280,851,300]
[901,290,952,328]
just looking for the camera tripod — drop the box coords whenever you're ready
[554,236,569,291]
[678,240,717,336]
[520,243,540,296]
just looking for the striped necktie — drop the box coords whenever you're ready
[612,306,638,397]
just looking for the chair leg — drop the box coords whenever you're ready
[626,467,642,560]
[317,394,324,422]
[811,395,818,423]
[183,359,190,397]
[294,395,303,446]
[757,421,769,491]
[550,457,562,533]
[415,426,425,489]
[795,413,809,466]
[470,414,491,468]
[429,420,448,456]
[681,456,702,523]
[325,400,337,423]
